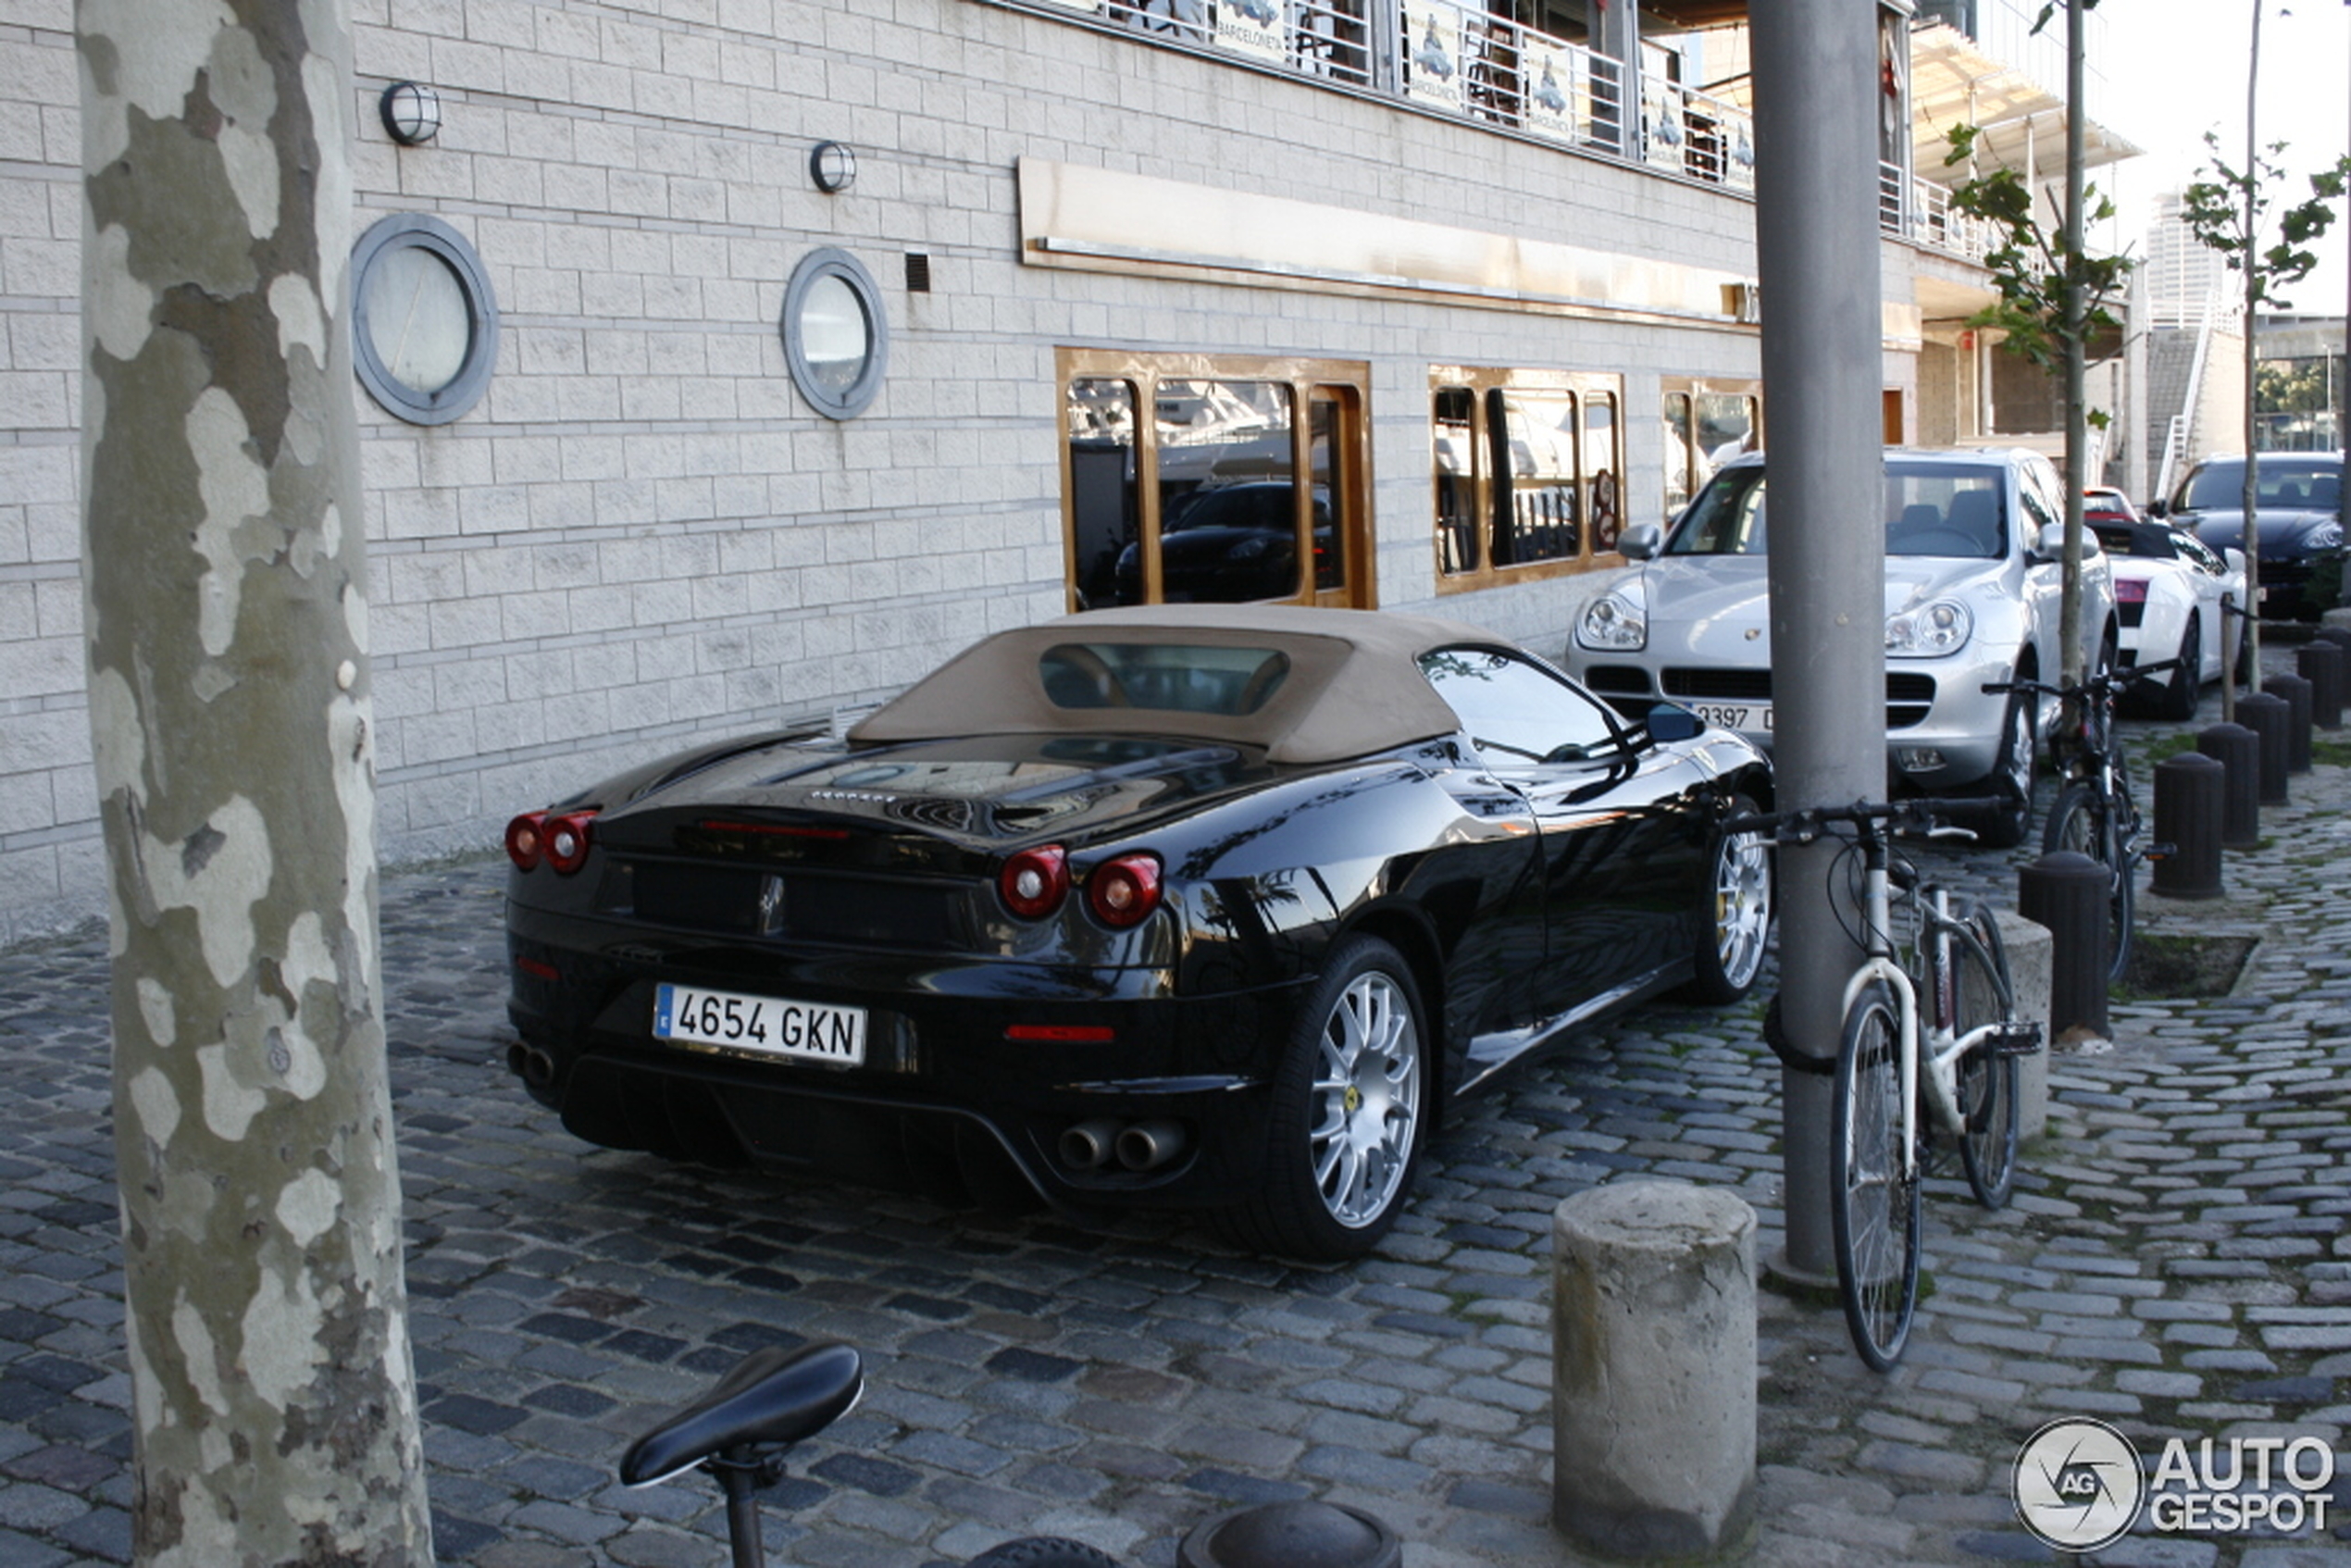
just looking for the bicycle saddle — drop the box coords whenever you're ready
[620,1340,864,1487]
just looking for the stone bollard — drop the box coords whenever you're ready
[2298,641,2344,728]
[2235,690,2291,804]
[2019,852,2108,1041]
[1553,1181,1755,1561]
[2151,753,2226,900]
[2263,672,2314,773]
[2196,722,2263,849]
[1177,1501,1401,1568]
[1990,909,2052,1140]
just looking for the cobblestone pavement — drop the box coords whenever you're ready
[3,661,2348,1568]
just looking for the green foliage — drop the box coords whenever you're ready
[1941,121,2135,379]
[2179,135,2351,312]
[2257,357,2339,416]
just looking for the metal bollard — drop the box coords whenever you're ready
[1553,1181,1755,1560]
[2019,852,2108,1041]
[2298,641,2344,728]
[2150,753,2225,900]
[2234,691,2291,805]
[2263,672,2313,773]
[1177,1501,1401,1568]
[2196,722,2263,849]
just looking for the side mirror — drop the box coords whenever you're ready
[2223,547,2246,577]
[1646,703,1704,743]
[2033,520,2068,563]
[1619,522,1664,561]
[2146,498,2170,519]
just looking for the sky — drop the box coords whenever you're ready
[2092,0,2351,313]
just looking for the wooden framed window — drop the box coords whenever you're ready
[1430,365,1623,591]
[1661,380,1763,524]
[1061,350,1374,611]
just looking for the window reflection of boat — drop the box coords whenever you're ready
[1115,483,1332,604]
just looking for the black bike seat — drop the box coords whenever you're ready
[620,1340,864,1487]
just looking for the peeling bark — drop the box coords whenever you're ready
[79,1,432,1562]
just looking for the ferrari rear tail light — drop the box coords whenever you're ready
[999,845,1069,919]
[1087,853,1163,928]
[541,811,597,875]
[504,812,548,871]
[2115,579,2146,604]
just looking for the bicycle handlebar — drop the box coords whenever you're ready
[1723,794,1998,846]
[1982,655,2184,704]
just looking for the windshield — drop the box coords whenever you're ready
[2178,458,2342,513]
[1666,462,2007,559]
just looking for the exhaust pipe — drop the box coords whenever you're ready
[505,1041,557,1089]
[1057,1118,1121,1170]
[1114,1120,1186,1172]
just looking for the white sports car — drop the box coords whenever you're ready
[2091,506,2247,720]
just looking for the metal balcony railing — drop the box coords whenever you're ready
[1051,1,1991,264]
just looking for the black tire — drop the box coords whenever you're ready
[2042,781,2132,983]
[2158,613,2201,722]
[1831,980,1921,1372]
[964,1539,1126,1568]
[1947,902,2020,1210]
[1215,935,1429,1261]
[1686,793,1773,1004]
[1971,686,2036,849]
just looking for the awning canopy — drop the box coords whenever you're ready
[1908,21,2140,186]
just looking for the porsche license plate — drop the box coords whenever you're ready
[1690,703,1771,732]
[653,983,866,1065]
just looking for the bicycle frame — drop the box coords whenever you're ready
[1839,853,2012,1182]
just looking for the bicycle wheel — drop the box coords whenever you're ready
[1948,901,2020,1210]
[2042,780,2130,983]
[964,1538,1126,1568]
[1831,980,1921,1372]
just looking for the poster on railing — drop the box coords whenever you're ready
[1724,118,1757,191]
[1213,0,1286,62]
[1401,0,1467,113]
[1641,78,1686,173]
[1520,40,1585,146]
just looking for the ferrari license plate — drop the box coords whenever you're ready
[653,983,866,1066]
[1690,703,1771,733]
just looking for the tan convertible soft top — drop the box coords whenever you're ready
[847,604,1508,765]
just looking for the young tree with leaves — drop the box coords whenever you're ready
[1941,0,2133,698]
[2180,122,2351,685]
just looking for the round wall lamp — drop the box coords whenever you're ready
[809,141,858,194]
[379,81,442,146]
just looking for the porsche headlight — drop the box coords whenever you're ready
[2310,520,2344,551]
[1885,600,1972,656]
[1577,585,1648,652]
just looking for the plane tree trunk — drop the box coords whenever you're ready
[78,0,432,1561]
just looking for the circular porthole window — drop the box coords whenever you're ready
[351,214,499,425]
[782,248,888,419]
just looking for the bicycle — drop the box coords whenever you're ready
[1729,798,2043,1371]
[1983,659,2181,984]
[621,1338,1124,1568]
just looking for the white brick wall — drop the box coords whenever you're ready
[0,0,1802,945]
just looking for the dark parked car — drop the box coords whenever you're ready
[503,605,1773,1259]
[2155,453,2344,618]
[1113,481,1333,604]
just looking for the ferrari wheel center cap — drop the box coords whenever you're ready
[1343,1085,1362,1114]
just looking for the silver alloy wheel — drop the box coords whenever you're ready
[1309,971,1422,1228]
[1714,826,1773,991]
